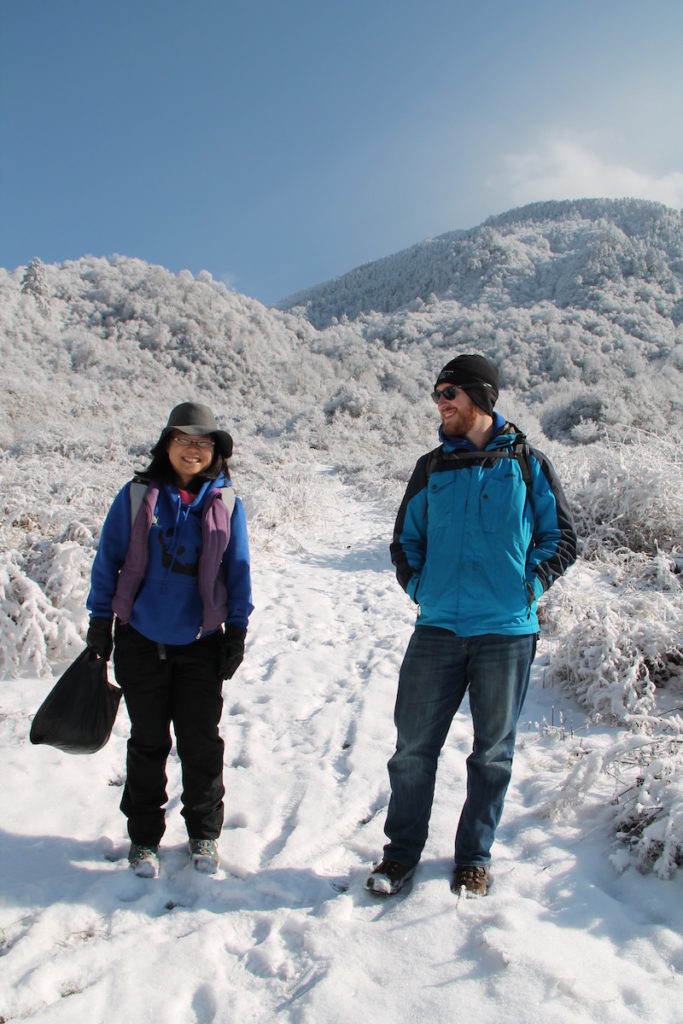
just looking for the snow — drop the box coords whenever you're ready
[1,472,682,1023]
[0,198,682,1020]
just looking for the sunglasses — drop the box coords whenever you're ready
[431,384,462,404]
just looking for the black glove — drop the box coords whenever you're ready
[219,626,246,681]
[86,617,114,661]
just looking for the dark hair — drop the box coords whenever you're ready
[140,444,230,491]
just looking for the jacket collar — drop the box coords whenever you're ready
[163,473,228,509]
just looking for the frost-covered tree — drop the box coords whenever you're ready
[20,257,49,311]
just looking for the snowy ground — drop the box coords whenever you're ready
[1,472,682,1023]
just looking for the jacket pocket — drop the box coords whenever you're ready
[480,470,526,533]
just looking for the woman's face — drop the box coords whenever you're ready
[167,432,215,487]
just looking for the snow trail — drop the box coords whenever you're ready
[1,474,681,1023]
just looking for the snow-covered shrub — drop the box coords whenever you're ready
[540,387,627,443]
[610,737,683,880]
[42,537,93,620]
[544,553,682,723]
[545,732,683,879]
[562,434,683,556]
[540,545,682,876]
[244,457,334,551]
[0,554,82,677]
[549,595,680,723]
[610,735,683,878]
[324,384,368,420]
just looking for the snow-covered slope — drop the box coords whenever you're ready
[279,198,683,327]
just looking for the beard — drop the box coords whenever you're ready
[440,402,479,437]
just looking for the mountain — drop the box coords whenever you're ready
[279,198,683,328]
[4,198,682,468]
[277,198,683,444]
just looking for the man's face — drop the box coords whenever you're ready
[433,384,479,436]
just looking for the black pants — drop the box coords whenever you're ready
[113,624,225,847]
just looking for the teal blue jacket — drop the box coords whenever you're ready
[390,417,576,636]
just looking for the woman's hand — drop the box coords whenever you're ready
[86,617,114,660]
[219,626,246,680]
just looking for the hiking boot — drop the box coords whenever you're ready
[451,864,488,897]
[128,844,160,878]
[365,858,416,896]
[189,838,220,874]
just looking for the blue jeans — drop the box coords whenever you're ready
[383,627,535,868]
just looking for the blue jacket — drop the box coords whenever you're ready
[87,475,253,644]
[390,416,576,636]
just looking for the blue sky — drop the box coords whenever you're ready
[2,0,682,304]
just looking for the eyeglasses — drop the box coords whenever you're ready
[171,435,215,450]
[431,385,461,404]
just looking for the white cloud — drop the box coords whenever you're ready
[493,138,683,211]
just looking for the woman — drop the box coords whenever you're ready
[86,402,253,878]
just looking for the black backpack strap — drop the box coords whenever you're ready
[425,440,535,528]
[515,440,532,488]
[425,444,443,483]
[514,440,535,528]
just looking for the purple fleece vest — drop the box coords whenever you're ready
[112,482,231,635]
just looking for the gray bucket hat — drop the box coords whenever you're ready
[154,402,233,458]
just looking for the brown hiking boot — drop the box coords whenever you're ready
[365,858,416,895]
[451,864,489,896]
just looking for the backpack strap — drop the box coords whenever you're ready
[218,486,236,518]
[128,480,236,523]
[425,445,442,483]
[425,440,535,527]
[514,440,534,528]
[129,480,148,525]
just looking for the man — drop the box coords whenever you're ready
[366,354,576,897]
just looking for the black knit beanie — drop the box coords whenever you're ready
[434,354,499,415]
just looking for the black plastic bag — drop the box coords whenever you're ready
[30,648,122,754]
